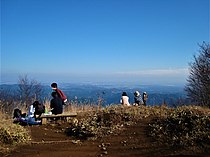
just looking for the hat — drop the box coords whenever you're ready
[122,92,128,96]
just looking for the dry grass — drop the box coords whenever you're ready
[147,105,210,151]
[64,104,210,154]
[0,109,31,154]
[0,100,210,155]
[43,99,100,114]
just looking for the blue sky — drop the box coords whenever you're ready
[1,0,209,85]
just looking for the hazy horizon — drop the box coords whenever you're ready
[0,72,187,86]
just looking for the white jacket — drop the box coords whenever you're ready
[121,96,130,106]
[28,105,35,118]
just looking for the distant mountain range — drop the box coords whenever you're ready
[0,83,189,106]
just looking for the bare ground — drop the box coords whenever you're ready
[3,118,210,157]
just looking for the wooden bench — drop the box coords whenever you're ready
[40,113,77,124]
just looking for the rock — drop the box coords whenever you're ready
[102,151,108,155]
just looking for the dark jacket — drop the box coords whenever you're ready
[33,101,45,116]
[134,96,144,105]
[50,97,63,115]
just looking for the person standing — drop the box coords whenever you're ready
[51,82,67,105]
[120,92,131,106]
[50,92,63,115]
[142,92,148,106]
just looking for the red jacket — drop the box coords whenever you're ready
[56,88,67,101]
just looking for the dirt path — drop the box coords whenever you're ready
[4,119,210,157]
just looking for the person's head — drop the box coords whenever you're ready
[51,83,58,90]
[51,92,58,98]
[122,92,128,96]
[134,91,140,97]
[33,101,40,107]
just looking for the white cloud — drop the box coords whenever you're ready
[110,68,190,85]
[115,68,189,76]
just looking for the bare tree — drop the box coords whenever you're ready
[18,75,42,107]
[0,87,18,114]
[185,42,210,107]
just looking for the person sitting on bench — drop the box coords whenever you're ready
[50,92,63,115]
[33,101,45,120]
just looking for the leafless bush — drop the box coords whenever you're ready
[185,42,210,107]
[18,75,43,108]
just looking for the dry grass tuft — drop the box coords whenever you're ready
[0,110,31,154]
[65,104,210,153]
[65,105,174,140]
[148,105,210,150]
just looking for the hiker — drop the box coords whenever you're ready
[50,92,63,115]
[51,82,67,105]
[13,102,41,125]
[33,101,45,120]
[133,91,144,106]
[142,92,148,106]
[13,108,28,125]
[13,108,26,120]
[120,92,131,106]
[27,103,35,120]
[27,103,42,124]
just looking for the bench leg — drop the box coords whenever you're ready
[42,118,47,124]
